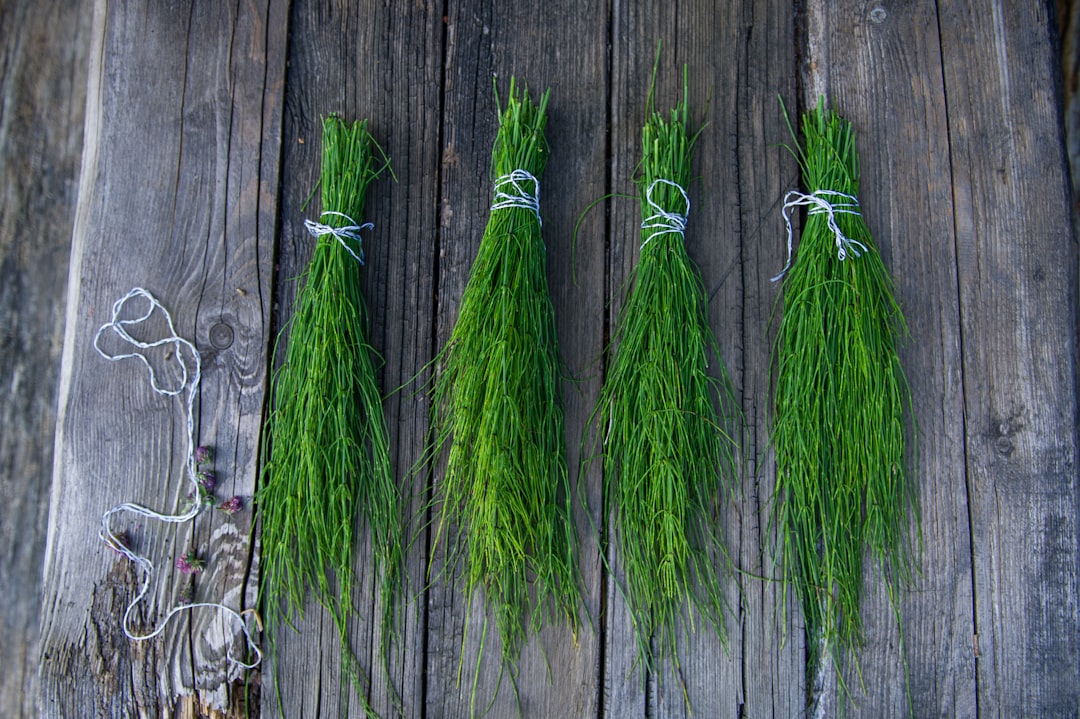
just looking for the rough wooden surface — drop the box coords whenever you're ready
[0,1,89,717]
[941,2,1079,715]
[38,0,288,715]
[806,1,1079,716]
[736,2,806,716]
[21,0,1080,717]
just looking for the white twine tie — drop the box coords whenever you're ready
[94,287,261,670]
[304,210,372,264]
[640,179,689,249]
[491,169,542,226]
[772,189,867,281]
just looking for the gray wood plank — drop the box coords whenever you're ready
[16,1,1077,716]
[803,1,979,716]
[38,1,288,715]
[937,1,1080,716]
[0,1,89,717]
[735,2,806,717]
[263,1,443,716]
[425,2,608,716]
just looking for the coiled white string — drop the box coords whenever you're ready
[772,189,867,281]
[640,179,689,249]
[304,210,372,264]
[94,287,261,669]
[491,169,542,226]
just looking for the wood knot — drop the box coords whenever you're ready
[990,410,1025,458]
[993,435,1014,457]
[209,322,234,350]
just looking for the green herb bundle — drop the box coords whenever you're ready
[772,99,916,681]
[430,79,582,686]
[590,82,738,677]
[259,116,401,713]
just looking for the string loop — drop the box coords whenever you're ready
[94,287,261,669]
[491,169,542,226]
[304,210,372,264]
[772,189,867,281]
[640,179,689,249]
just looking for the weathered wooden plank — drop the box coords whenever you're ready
[735,2,806,717]
[263,1,443,716]
[936,1,1080,716]
[0,1,89,717]
[425,2,608,716]
[14,2,1075,717]
[803,1,978,716]
[39,1,287,715]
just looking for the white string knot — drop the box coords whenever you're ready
[640,179,689,249]
[94,287,261,670]
[772,189,867,282]
[304,210,372,264]
[491,169,542,226]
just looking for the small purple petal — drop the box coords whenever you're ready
[197,471,216,492]
[106,530,131,556]
[219,496,243,515]
[195,446,213,464]
[176,550,204,574]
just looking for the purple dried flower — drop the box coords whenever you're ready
[219,495,243,515]
[197,471,216,493]
[176,550,204,574]
[195,446,213,465]
[105,530,132,556]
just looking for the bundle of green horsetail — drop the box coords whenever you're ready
[589,80,738,678]
[430,79,582,686]
[259,116,401,713]
[771,99,917,683]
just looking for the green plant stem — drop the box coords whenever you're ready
[259,115,401,717]
[591,79,739,681]
[772,98,917,688]
[430,79,582,697]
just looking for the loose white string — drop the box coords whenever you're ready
[304,210,372,264]
[491,169,542,226]
[640,179,689,249]
[94,287,261,670]
[771,189,868,282]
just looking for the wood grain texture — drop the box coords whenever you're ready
[39,0,287,715]
[804,1,978,716]
[0,1,89,717]
[937,1,1080,716]
[426,2,608,717]
[735,2,806,717]
[803,1,1080,716]
[20,0,1079,716]
[264,1,443,716]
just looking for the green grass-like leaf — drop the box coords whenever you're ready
[590,79,739,682]
[430,79,583,702]
[772,98,918,687]
[259,116,402,717]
